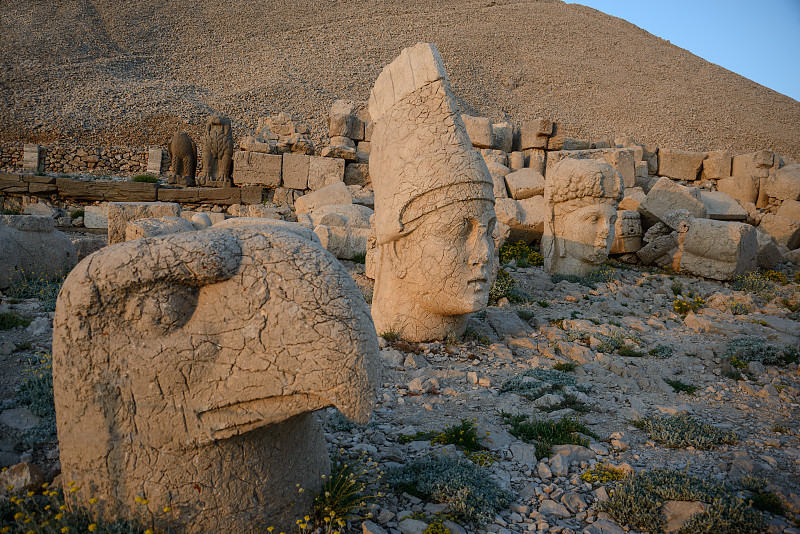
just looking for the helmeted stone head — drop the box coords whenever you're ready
[542,158,624,276]
[369,43,497,342]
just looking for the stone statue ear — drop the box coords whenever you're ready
[557,236,566,258]
[388,241,407,279]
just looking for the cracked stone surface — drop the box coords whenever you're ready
[52,223,380,532]
[369,43,497,342]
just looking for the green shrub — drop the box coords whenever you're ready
[633,414,737,449]
[664,378,699,395]
[733,271,775,299]
[311,450,383,525]
[349,251,367,264]
[399,420,487,455]
[516,308,535,322]
[551,265,616,288]
[728,301,750,315]
[70,208,85,219]
[673,292,705,315]
[131,174,159,183]
[462,327,490,345]
[388,455,511,525]
[501,413,596,457]
[725,336,799,367]
[500,368,576,400]
[552,362,576,372]
[538,393,590,414]
[581,463,626,484]
[600,469,765,534]
[6,270,66,312]
[648,344,674,359]
[498,241,543,267]
[0,312,31,330]
[488,269,528,304]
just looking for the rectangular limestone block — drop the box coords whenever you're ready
[240,186,264,205]
[698,190,748,221]
[763,164,800,202]
[196,188,242,205]
[28,182,58,194]
[344,163,370,187]
[638,176,707,225]
[680,219,757,280]
[232,151,282,187]
[545,148,634,188]
[308,156,345,190]
[0,174,28,194]
[561,139,592,151]
[147,148,165,175]
[107,202,181,244]
[701,151,731,180]
[56,178,158,202]
[504,168,545,200]
[282,153,310,190]
[776,199,800,224]
[461,114,493,149]
[657,148,706,181]
[524,149,547,175]
[158,188,200,203]
[546,122,565,150]
[717,174,759,205]
[758,213,800,249]
[492,122,513,152]
[520,119,552,150]
[732,150,775,179]
[83,205,109,229]
[22,144,42,172]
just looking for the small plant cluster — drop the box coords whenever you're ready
[664,378,699,395]
[308,449,384,532]
[388,454,511,525]
[724,336,800,367]
[5,270,66,312]
[15,352,57,446]
[580,463,626,484]
[0,312,31,330]
[737,475,787,516]
[499,368,576,400]
[498,241,543,268]
[462,327,490,345]
[728,301,750,315]
[596,332,645,357]
[672,291,705,315]
[500,413,597,458]
[398,420,495,466]
[488,269,528,305]
[733,271,776,299]
[131,174,159,183]
[632,413,737,449]
[551,264,615,288]
[600,468,766,534]
[349,252,366,264]
[69,209,84,219]
[647,344,674,359]
[552,362,576,372]
[0,483,157,534]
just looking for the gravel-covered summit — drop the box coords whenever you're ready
[1,0,798,159]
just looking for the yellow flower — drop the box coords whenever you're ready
[267,527,274,532]
[27,490,35,497]
[88,524,97,532]
[54,513,64,520]
[141,499,149,505]
[145,530,154,534]
[42,482,49,488]
[304,516,310,522]
[61,528,70,533]
[14,512,24,520]
[69,486,79,493]
[68,481,76,487]
[135,496,143,503]
[163,506,172,512]
[1,527,10,533]
[45,505,51,510]
[60,505,68,510]
[89,497,98,504]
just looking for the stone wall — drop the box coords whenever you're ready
[0,143,149,176]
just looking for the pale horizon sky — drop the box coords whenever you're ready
[570,0,800,102]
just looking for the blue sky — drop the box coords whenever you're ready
[570,1,800,102]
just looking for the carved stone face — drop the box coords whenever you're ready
[396,201,496,316]
[557,202,618,266]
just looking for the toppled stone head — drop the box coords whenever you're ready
[369,43,497,342]
[542,158,623,277]
[53,223,379,532]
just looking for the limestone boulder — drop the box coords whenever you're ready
[53,224,379,533]
[461,114,493,149]
[505,168,545,200]
[717,174,759,205]
[232,151,282,187]
[492,121,513,152]
[637,233,678,266]
[495,196,546,243]
[329,99,365,140]
[83,205,109,229]
[344,163,370,187]
[618,187,646,211]
[657,148,706,181]
[213,218,320,244]
[758,213,800,250]
[701,150,731,180]
[638,177,707,225]
[732,150,775,179]
[0,215,78,290]
[520,118,552,150]
[679,219,757,280]
[310,203,374,229]
[314,225,370,260]
[125,216,197,242]
[777,199,800,223]
[308,156,345,190]
[294,182,352,214]
[698,190,748,221]
[107,201,181,244]
[755,229,783,270]
[763,164,800,202]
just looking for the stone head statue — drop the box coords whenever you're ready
[542,158,623,277]
[368,43,497,342]
[53,223,379,532]
[199,114,234,187]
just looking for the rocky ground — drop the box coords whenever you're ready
[1,0,799,159]
[1,257,799,534]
